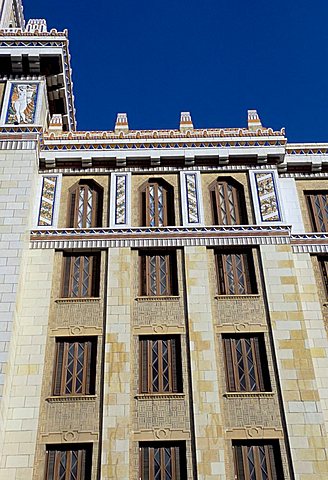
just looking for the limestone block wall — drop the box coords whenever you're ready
[0,149,38,400]
[0,248,54,480]
[101,248,131,479]
[184,246,226,479]
[261,245,328,479]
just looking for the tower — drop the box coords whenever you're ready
[0,2,328,480]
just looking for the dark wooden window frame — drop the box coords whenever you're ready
[68,179,103,228]
[61,252,101,298]
[139,336,183,394]
[318,256,328,299]
[53,337,97,396]
[223,334,271,392]
[139,442,187,480]
[209,177,247,225]
[305,191,328,232]
[215,249,257,295]
[45,444,92,480]
[232,440,284,480]
[140,178,175,227]
[139,250,178,297]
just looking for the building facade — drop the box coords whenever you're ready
[0,2,328,480]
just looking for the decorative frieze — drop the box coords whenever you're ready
[109,172,131,227]
[250,170,283,224]
[180,171,204,226]
[37,175,60,227]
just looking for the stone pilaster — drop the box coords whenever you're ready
[184,246,226,479]
[101,248,131,479]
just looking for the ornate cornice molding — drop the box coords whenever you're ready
[30,225,292,250]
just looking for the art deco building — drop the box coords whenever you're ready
[0,2,328,479]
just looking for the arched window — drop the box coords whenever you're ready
[140,179,175,227]
[210,178,247,225]
[68,180,103,228]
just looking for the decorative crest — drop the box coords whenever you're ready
[180,112,194,131]
[115,113,129,133]
[248,110,263,131]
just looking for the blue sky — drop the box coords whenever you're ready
[24,0,328,142]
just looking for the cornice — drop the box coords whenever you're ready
[29,225,292,250]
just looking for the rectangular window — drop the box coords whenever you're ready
[306,191,328,232]
[139,442,187,480]
[318,256,328,298]
[53,338,97,396]
[140,251,178,296]
[233,441,284,480]
[215,250,257,295]
[223,334,271,392]
[45,444,92,480]
[62,252,100,298]
[139,336,183,394]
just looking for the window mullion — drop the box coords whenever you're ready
[222,254,229,295]
[148,340,153,393]
[231,339,241,391]
[61,342,69,395]
[158,339,163,392]
[242,445,250,480]
[241,339,251,392]
[155,255,160,296]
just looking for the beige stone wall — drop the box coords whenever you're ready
[261,245,328,479]
[101,248,131,479]
[184,246,226,479]
[0,248,54,480]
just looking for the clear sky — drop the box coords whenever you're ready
[24,0,328,143]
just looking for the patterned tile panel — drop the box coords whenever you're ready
[115,174,127,225]
[255,172,281,222]
[185,173,200,223]
[37,176,57,226]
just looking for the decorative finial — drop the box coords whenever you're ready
[26,19,47,33]
[48,114,63,133]
[180,112,194,131]
[247,110,263,131]
[115,113,129,133]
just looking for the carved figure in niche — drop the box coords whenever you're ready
[7,83,38,124]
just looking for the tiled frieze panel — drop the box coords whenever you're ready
[250,170,283,224]
[0,249,54,480]
[109,173,131,227]
[261,245,328,479]
[180,171,204,226]
[101,248,131,480]
[184,246,226,478]
[37,175,60,227]
[223,396,281,428]
[0,149,37,402]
